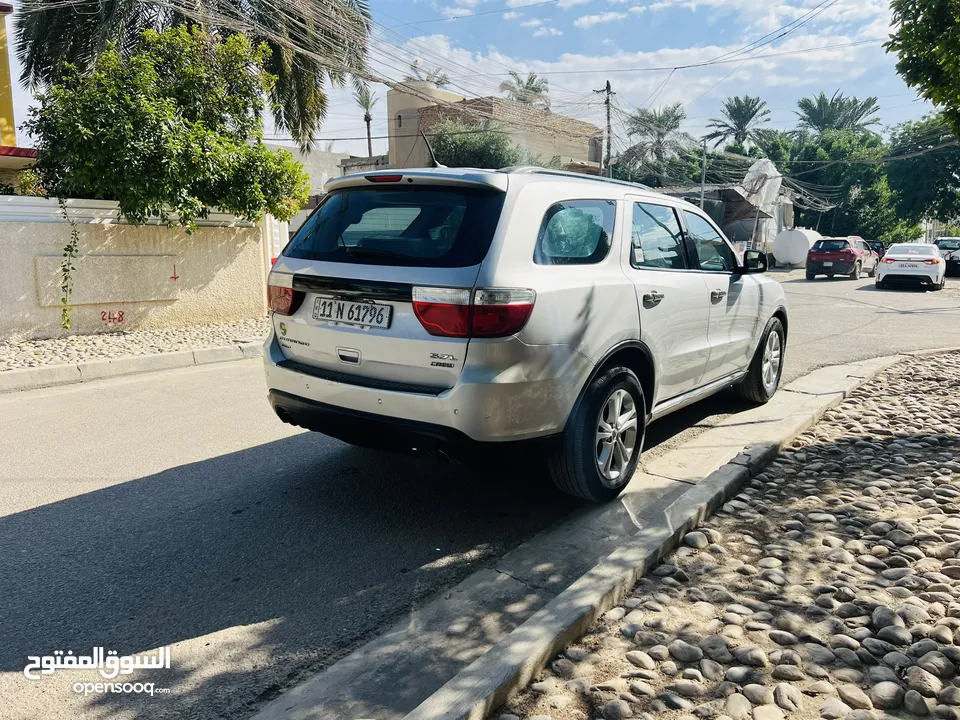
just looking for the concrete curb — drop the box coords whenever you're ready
[400,355,904,720]
[0,342,263,393]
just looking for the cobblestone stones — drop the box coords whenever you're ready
[493,352,960,720]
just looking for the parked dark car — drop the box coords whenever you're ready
[868,240,886,259]
[806,237,879,279]
[933,237,960,276]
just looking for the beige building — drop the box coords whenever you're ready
[386,81,602,172]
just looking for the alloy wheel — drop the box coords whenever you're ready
[762,331,782,393]
[595,389,639,486]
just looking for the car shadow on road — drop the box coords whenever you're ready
[0,434,579,718]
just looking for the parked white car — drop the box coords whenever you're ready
[876,243,946,291]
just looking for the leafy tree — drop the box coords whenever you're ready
[404,62,450,89]
[15,0,370,151]
[24,27,310,227]
[885,114,960,223]
[354,85,378,157]
[623,103,691,165]
[429,119,561,169]
[888,0,960,137]
[795,91,881,134]
[704,95,770,147]
[498,71,550,110]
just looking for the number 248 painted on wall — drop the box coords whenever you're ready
[101,311,125,324]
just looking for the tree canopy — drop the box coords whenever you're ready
[795,91,881,134]
[429,119,560,169]
[888,0,960,137]
[499,72,550,110]
[886,114,960,224]
[16,0,370,151]
[704,96,770,148]
[24,27,309,226]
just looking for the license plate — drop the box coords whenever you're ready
[900,263,920,268]
[823,261,833,267]
[312,297,393,329]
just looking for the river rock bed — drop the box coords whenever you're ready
[495,351,960,720]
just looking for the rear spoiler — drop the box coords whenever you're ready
[326,169,509,194]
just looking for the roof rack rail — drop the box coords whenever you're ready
[498,166,653,191]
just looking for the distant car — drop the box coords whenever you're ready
[867,240,886,259]
[806,237,879,280]
[876,243,946,291]
[933,237,960,276]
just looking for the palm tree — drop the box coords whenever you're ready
[354,85,378,157]
[498,71,550,110]
[795,91,881,134]
[403,62,450,89]
[624,103,691,164]
[704,95,770,147]
[15,0,371,151]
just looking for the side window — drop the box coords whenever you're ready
[534,200,617,265]
[682,211,738,272]
[631,203,687,270]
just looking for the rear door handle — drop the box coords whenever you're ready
[711,289,727,302]
[642,291,664,307]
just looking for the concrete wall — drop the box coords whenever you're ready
[0,196,268,341]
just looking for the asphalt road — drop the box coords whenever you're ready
[2,274,960,720]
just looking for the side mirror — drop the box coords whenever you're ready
[742,249,768,274]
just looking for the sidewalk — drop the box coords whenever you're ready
[494,351,960,720]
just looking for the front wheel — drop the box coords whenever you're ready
[735,317,785,404]
[548,367,646,502]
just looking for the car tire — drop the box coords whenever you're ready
[868,263,877,278]
[734,316,785,405]
[548,367,646,502]
[849,262,861,279]
[933,276,945,291]
[876,279,885,290]
[805,271,816,280]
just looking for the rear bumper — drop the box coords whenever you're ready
[807,260,855,275]
[877,270,940,285]
[262,332,591,443]
[269,390,560,460]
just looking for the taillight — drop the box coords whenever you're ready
[882,257,896,263]
[924,258,942,265]
[268,285,305,316]
[412,287,536,338]
[366,174,404,183]
[471,289,536,337]
[412,287,471,337]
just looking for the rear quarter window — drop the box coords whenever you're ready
[813,240,850,251]
[534,200,617,266]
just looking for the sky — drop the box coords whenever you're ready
[3,0,933,157]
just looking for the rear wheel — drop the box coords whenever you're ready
[876,279,885,290]
[735,317,785,405]
[933,276,945,291]
[849,262,861,279]
[868,262,877,278]
[548,367,646,502]
[805,270,816,280]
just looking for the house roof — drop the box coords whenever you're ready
[0,146,38,159]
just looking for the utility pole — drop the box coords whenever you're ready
[594,80,614,177]
[699,138,708,209]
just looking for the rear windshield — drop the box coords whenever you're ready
[935,239,960,251]
[889,244,936,256]
[813,239,850,250]
[284,186,505,268]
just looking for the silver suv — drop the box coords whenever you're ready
[264,168,788,501]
